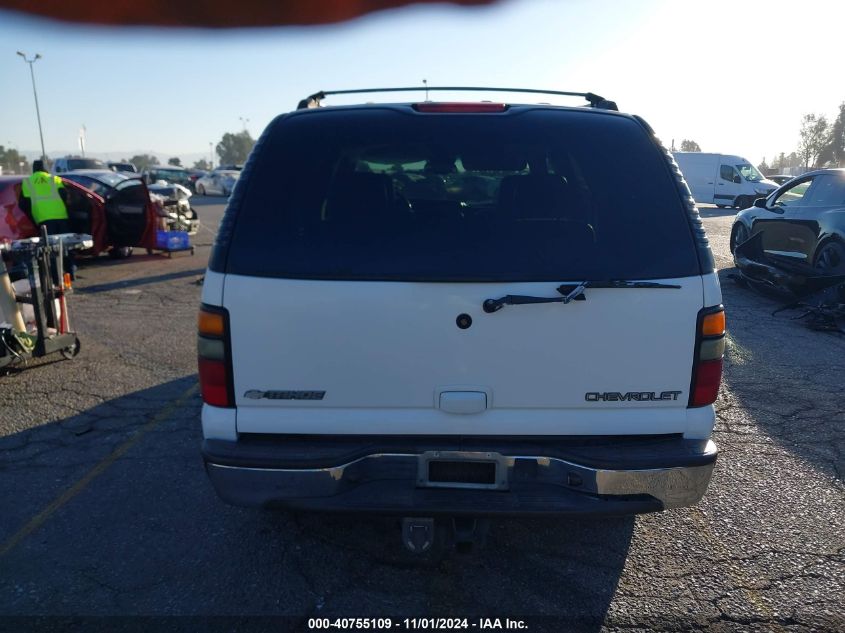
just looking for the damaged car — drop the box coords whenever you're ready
[147,182,200,235]
[730,168,845,308]
[1,174,158,258]
[731,168,845,275]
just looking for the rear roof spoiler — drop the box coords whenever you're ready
[296,87,618,111]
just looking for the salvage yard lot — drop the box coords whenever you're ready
[0,201,843,631]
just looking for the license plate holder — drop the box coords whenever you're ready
[417,451,508,490]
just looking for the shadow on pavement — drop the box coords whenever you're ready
[717,268,844,481]
[0,377,634,629]
[76,268,206,294]
[280,511,635,628]
[191,195,229,207]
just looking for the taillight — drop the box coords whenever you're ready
[198,304,234,407]
[413,102,508,113]
[689,306,726,407]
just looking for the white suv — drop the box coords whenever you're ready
[198,88,724,539]
[53,156,108,173]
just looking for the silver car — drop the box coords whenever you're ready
[195,170,240,196]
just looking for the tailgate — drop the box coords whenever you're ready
[226,275,703,436]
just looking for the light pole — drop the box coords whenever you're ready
[239,117,250,132]
[16,51,46,162]
[79,124,87,157]
[209,142,214,170]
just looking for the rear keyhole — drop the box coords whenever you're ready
[456,314,472,329]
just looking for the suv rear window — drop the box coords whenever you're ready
[220,108,699,281]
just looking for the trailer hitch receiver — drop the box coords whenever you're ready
[401,517,435,553]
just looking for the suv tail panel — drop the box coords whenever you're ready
[226,275,703,436]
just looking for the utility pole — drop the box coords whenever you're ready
[209,142,214,170]
[16,51,46,161]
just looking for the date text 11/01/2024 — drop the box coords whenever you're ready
[307,618,529,630]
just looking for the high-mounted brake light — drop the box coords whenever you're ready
[198,304,234,408]
[413,102,508,113]
[689,306,726,408]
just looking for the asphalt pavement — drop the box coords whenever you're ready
[0,200,842,632]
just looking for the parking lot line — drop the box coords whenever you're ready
[0,383,199,559]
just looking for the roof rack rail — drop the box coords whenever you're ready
[296,87,618,111]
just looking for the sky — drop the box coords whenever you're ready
[1,0,843,167]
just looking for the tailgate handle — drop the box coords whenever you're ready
[439,391,487,415]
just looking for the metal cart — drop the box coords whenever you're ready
[0,227,92,370]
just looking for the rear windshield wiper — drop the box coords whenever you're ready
[482,280,682,313]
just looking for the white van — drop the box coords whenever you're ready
[673,152,778,209]
[198,89,725,550]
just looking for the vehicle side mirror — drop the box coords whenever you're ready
[753,197,767,208]
[733,176,742,184]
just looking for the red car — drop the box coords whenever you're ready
[0,175,158,257]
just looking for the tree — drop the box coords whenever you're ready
[797,114,829,169]
[167,157,182,167]
[192,158,211,170]
[130,154,160,171]
[771,151,803,172]
[216,131,255,166]
[818,102,845,167]
[679,139,701,152]
[0,145,27,174]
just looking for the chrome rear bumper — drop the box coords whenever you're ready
[203,439,717,514]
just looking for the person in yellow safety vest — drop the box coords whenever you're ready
[18,159,76,279]
[19,159,71,236]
